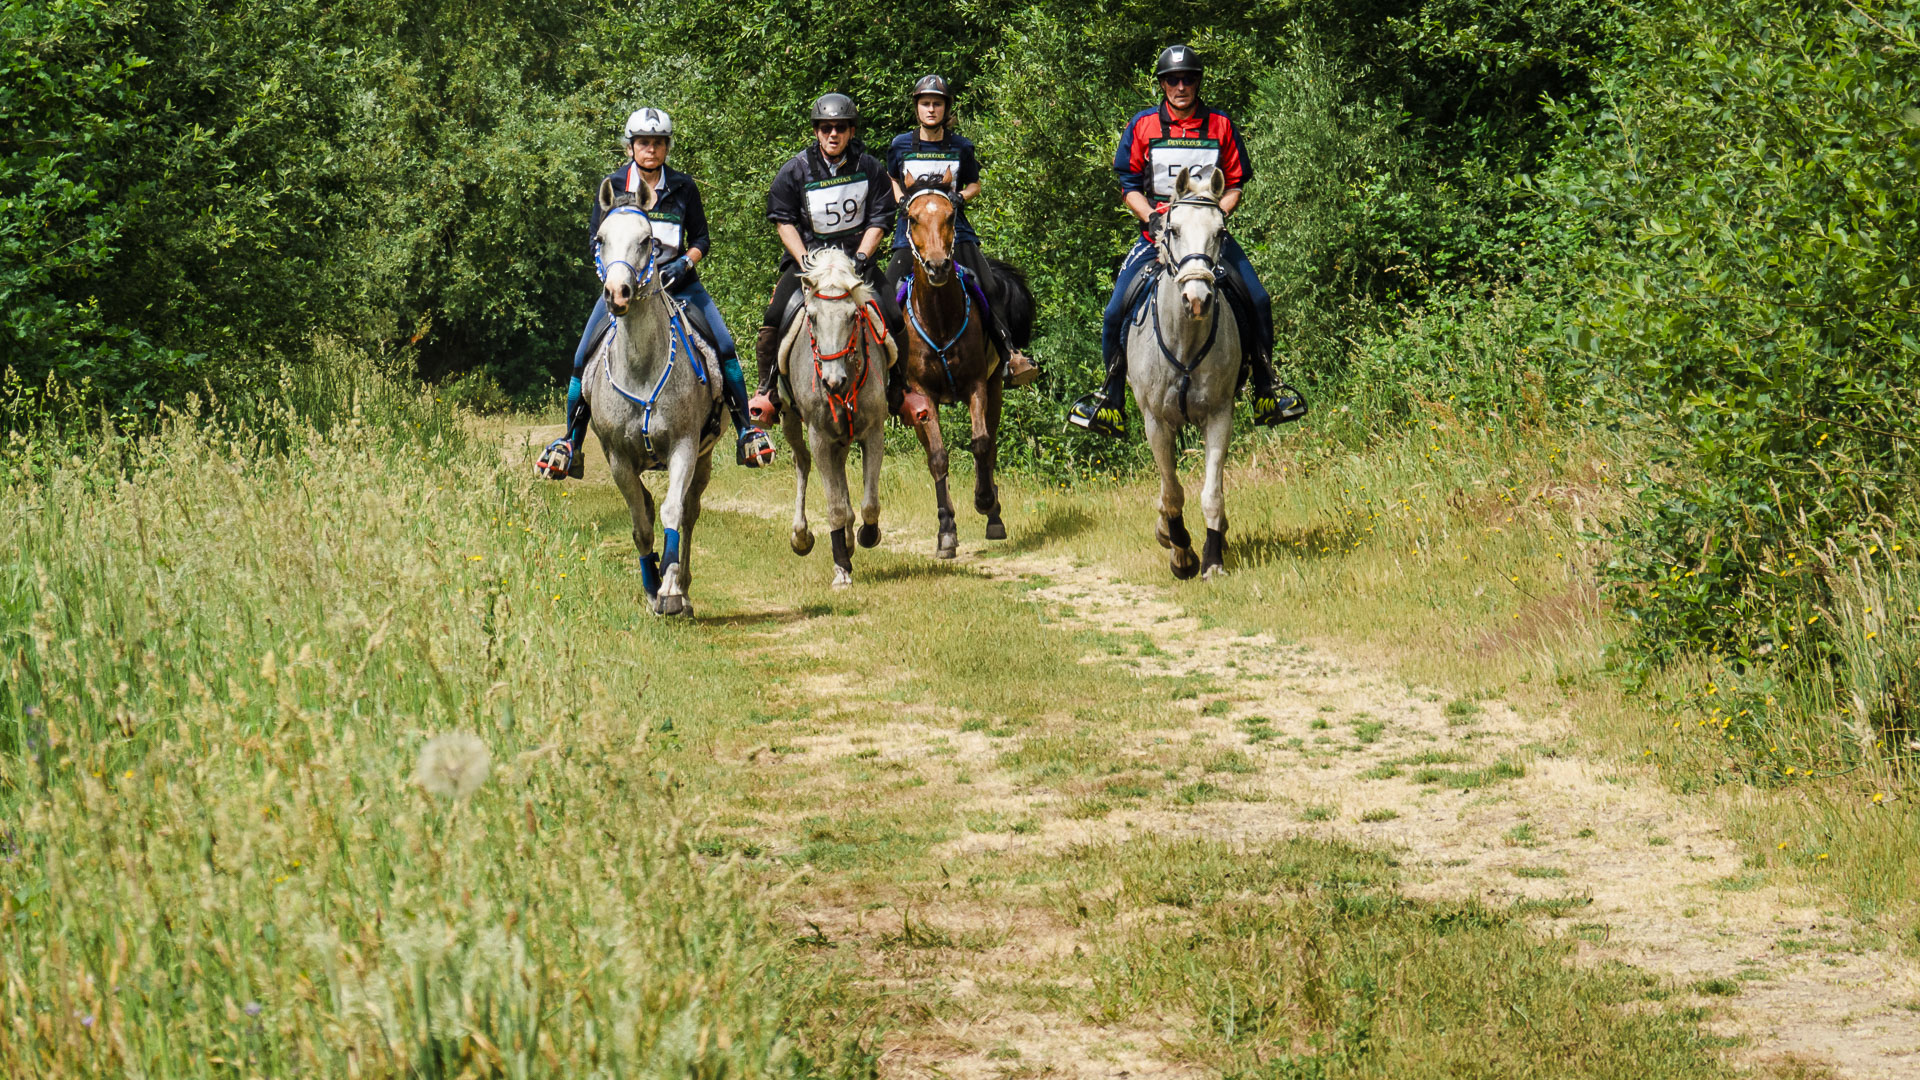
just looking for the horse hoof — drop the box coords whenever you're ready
[1170,550,1201,581]
[791,529,815,556]
[936,534,958,560]
[831,567,854,588]
[1155,524,1173,550]
[653,593,691,617]
[985,521,1007,541]
[857,523,880,548]
[1202,563,1226,581]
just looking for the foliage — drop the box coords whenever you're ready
[1545,0,1920,674]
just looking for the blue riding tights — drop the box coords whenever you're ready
[565,282,752,447]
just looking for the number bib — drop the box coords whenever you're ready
[1147,138,1221,200]
[901,150,963,188]
[646,209,684,256]
[804,173,871,240]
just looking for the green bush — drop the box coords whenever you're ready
[1542,0,1920,668]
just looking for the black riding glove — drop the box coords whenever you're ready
[1146,209,1166,240]
[658,256,690,292]
[853,251,874,279]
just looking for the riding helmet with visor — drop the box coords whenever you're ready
[910,74,953,105]
[624,107,673,143]
[810,93,858,125]
[1154,44,1203,80]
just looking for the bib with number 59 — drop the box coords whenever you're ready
[805,173,871,240]
[1147,137,1221,200]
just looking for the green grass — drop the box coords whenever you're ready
[0,356,1864,1076]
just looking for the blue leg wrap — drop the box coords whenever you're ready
[640,553,661,597]
[564,376,588,446]
[662,528,681,569]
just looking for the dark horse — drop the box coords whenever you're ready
[895,171,1035,558]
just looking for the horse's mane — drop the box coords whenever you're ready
[801,248,874,308]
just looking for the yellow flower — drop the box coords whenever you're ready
[1817,853,1829,861]
[1778,841,1789,850]
[1872,792,1885,804]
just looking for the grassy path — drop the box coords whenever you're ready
[512,421,1920,1079]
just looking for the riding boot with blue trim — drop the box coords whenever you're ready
[537,376,590,479]
[720,353,774,467]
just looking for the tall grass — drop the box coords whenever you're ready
[0,353,872,1077]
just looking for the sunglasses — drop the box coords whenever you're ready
[1161,74,1199,88]
[815,122,853,134]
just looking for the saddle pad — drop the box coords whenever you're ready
[896,266,993,322]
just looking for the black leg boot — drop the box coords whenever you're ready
[1067,353,1128,437]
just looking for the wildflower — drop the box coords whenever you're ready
[1873,793,1885,804]
[413,732,492,802]
[1817,853,1829,861]
[1778,841,1789,849]
[245,1001,262,1018]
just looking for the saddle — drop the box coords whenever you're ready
[1119,255,1265,364]
[774,283,897,380]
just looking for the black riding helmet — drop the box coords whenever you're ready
[910,74,952,105]
[811,93,858,124]
[1154,44,1203,80]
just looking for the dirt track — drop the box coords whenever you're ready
[510,424,1920,1078]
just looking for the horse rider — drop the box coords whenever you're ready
[882,74,1040,387]
[537,107,773,480]
[1067,45,1305,437]
[750,93,913,424]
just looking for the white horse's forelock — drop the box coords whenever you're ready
[802,248,873,307]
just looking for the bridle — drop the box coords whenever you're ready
[596,204,705,454]
[806,285,888,440]
[1144,194,1227,422]
[596,205,661,304]
[901,185,973,397]
[904,186,958,284]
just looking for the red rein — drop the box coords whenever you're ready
[808,293,888,439]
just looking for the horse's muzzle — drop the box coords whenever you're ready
[606,280,633,316]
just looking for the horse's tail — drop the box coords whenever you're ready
[985,257,1035,350]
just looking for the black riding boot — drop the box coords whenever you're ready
[1067,351,1128,438]
[1244,350,1308,426]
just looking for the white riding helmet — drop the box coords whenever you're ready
[624,107,673,143]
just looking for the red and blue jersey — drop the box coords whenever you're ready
[1113,103,1250,205]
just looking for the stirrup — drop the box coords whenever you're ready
[1251,383,1309,427]
[736,427,775,468]
[1066,392,1125,438]
[535,438,579,480]
[748,390,779,426]
[1003,350,1041,388]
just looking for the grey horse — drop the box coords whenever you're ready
[1127,166,1241,580]
[583,177,722,615]
[777,249,891,587]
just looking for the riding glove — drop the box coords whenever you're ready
[853,251,874,279]
[658,256,690,292]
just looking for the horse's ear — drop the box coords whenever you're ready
[1173,165,1191,196]
[1207,166,1226,200]
[940,167,955,191]
[597,177,617,214]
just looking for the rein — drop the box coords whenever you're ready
[807,288,887,441]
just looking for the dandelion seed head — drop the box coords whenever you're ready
[413,732,492,801]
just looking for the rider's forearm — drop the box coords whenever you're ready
[959,182,981,204]
[684,248,704,267]
[1219,188,1242,216]
[776,223,809,264]
[1123,190,1155,224]
[857,228,884,259]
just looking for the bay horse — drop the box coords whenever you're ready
[1128,165,1242,580]
[777,249,891,587]
[896,171,1033,559]
[582,177,722,615]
